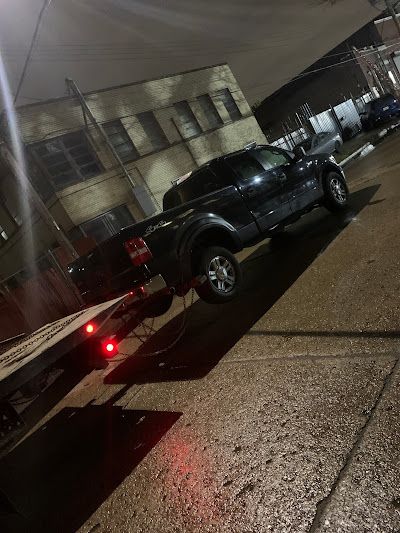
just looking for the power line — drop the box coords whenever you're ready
[0,31,312,53]
[7,33,400,61]
[13,0,53,104]
[16,35,397,113]
[4,42,307,62]
[245,39,400,97]
[7,30,364,63]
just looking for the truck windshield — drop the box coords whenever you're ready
[163,166,223,210]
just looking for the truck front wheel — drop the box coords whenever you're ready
[195,246,242,304]
[323,171,348,212]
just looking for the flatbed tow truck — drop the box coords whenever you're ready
[0,276,170,452]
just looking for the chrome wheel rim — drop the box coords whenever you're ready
[208,256,236,293]
[330,177,346,203]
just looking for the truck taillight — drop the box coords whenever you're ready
[124,237,153,266]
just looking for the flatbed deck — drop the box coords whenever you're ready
[0,294,130,401]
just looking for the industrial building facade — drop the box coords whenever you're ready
[0,63,266,282]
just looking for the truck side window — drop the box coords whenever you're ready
[226,153,265,182]
[163,166,225,210]
[253,147,291,170]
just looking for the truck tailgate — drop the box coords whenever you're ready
[68,237,149,304]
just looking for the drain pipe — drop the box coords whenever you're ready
[65,78,137,192]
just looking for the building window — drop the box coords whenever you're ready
[68,226,85,242]
[0,191,22,227]
[31,131,102,191]
[103,120,139,163]
[197,94,222,129]
[80,205,134,244]
[137,111,169,152]
[219,88,242,121]
[174,101,202,139]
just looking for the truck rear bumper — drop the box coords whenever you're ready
[109,274,170,317]
[80,271,169,308]
[143,274,168,295]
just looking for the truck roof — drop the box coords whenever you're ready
[170,142,268,190]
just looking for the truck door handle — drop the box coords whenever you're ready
[247,186,256,196]
[277,171,287,182]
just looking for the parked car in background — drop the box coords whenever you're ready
[360,93,400,130]
[295,131,343,155]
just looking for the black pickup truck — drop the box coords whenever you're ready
[68,143,347,313]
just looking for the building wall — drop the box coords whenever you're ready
[255,22,380,136]
[16,63,261,214]
[0,63,266,280]
[354,44,400,95]
[375,14,400,44]
[0,196,71,280]
[54,115,265,218]
[17,64,251,144]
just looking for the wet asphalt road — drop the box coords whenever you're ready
[1,134,400,532]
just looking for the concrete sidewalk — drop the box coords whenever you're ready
[1,134,400,533]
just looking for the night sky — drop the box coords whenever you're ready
[0,0,379,106]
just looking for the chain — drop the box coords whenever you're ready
[0,311,87,367]
[114,288,195,360]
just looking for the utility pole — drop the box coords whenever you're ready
[385,0,400,37]
[0,143,78,259]
[65,78,137,192]
[353,46,386,95]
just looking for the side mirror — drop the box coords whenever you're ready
[293,146,306,160]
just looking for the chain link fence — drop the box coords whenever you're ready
[268,89,378,149]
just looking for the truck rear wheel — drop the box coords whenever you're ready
[195,246,242,304]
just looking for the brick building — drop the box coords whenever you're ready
[0,63,266,282]
[354,14,400,95]
[254,21,381,137]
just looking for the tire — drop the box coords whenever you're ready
[194,246,242,304]
[323,171,349,212]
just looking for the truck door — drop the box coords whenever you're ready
[225,150,291,232]
[281,154,320,213]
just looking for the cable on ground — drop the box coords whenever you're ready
[112,288,195,361]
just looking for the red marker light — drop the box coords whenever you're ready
[101,338,118,357]
[85,323,95,334]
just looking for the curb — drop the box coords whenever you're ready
[340,121,400,168]
[340,143,371,167]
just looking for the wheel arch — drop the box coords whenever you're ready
[177,221,243,279]
[319,163,347,190]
